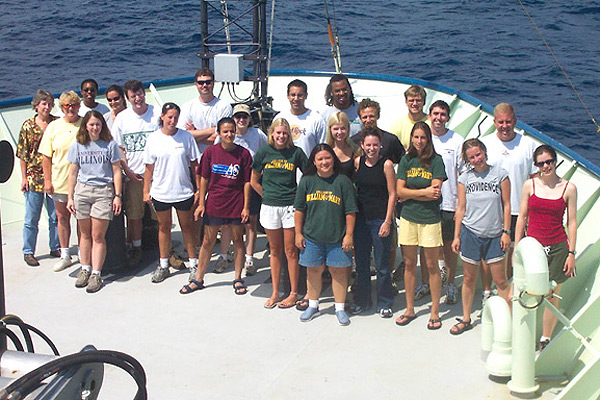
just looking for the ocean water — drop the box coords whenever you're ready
[1,0,599,164]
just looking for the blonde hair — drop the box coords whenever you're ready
[58,90,81,108]
[326,112,360,156]
[494,102,515,119]
[268,118,293,148]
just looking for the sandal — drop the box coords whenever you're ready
[450,318,472,335]
[179,279,204,294]
[427,318,442,330]
[295,298,309,311]
[264,298,279,309]
[233,279,248,295]
[395,314,417,326]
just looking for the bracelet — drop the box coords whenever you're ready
[384,220,392,226]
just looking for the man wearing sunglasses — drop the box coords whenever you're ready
[178,68,232,153]
[480,103,538,286]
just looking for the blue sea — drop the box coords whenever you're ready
[1,0,599,164]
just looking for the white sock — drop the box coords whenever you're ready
[308,299,319,309]
[245,254,253,262]
[91,270,100,275]
[483,290,491,297]
[540,335,550,342]
[81,265,91,272]
[189,258,198,268]
[159,258,169,269]
[132,239,142,248]
[60,248,70,259]
[438,259,445,269]
[334,302,345,312]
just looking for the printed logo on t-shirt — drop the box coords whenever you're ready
[306,190,341,205]
[78,150,110,165]
[264,159,295,171]
[406,167,432,180]
[212,163,240,178]
[122,131,151,153]
[290,125,306,141]
[465,180,501,194]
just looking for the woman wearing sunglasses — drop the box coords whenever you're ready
[515,144,577,351]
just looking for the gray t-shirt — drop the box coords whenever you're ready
[67,139,122,186]
[458,164,509,238]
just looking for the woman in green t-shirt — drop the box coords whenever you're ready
[251,118,308,309]
[395,121,447,330]
[294,144,358,326]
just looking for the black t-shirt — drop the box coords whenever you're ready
[352,128,404,164]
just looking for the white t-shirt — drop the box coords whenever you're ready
[318,102,361,138]
[276,109,326,157]
[214,127,267,159]
[144,128,201,203]
[481,132,538,215]
[432,129,464,211]
[79,103,110,117]
[177,97,232,153]
[112,105,161,175]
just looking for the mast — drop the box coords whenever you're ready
[199,0,276,131]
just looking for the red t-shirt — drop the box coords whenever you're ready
[198,143,252,219]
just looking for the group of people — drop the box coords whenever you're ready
[18,72,577,345]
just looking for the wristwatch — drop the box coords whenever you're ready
[502,229,511,235]
[114,193,123,198]
[568,250,576,255]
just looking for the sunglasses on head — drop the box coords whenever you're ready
[534,159,555,167]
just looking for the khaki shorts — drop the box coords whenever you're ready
[74,182,114,220]
[398,217,442,248]
[124,179,145,220]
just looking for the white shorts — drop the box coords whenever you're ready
[260,204,295,230]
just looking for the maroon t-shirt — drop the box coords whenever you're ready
[198,143,252,219]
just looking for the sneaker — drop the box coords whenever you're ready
[226,251,234,263]
[446,282,458,305]
[169,253,186,270]
[379,308,393,318]
[213,256,229,273]
[440,265,448,284]
[336,310,351,326]
[245,259,257,276]
[348,303,366,315]
[414,283,430,300]
[126,247,143,268]
[151,266,170,283]
[538,338,550,352]
[53,257,72,272]
[75,269,91,288]
[86,274,103,293]
[24,254,40,267]
[188,265,198,282]
[300,306,320,322]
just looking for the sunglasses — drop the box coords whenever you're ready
[534,159,555,167]
[107,96,122,102]
[233,113,249,119]
[196,79,213,86]
[82,87,97,93]
[63,103,79,109]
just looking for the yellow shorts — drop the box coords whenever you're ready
[398,217,442,248]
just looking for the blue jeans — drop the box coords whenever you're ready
[354,214,393,310]
[23,191,59,255]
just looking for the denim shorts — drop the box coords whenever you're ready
[459,224,505,264]
[299,237,352,268]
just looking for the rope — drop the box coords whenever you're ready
[323,0,342,73]
[517,0,600,135]
[267,0,276,76]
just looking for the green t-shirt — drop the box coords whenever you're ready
[252,145,308,206]
[294,173,358,244]
[396,154,447,224]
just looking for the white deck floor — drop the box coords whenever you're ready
[0,219,562,399]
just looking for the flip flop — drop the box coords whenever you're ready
[233,279,248,295]
[395,314,417,326]
[278,299,296,309]
[295,298,309,311]
[179,279,204,294]
[264,298,279,309]
[427,318,442,330]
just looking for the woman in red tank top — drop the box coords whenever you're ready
[515,145,577,351]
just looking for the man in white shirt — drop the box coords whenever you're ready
[79,78,110,117]
[429,100,464,305]
[481,102,537,296]
[112,79,161,267]
[318,74,362,138]
[178,68,232,153]
[277,79,326,158]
